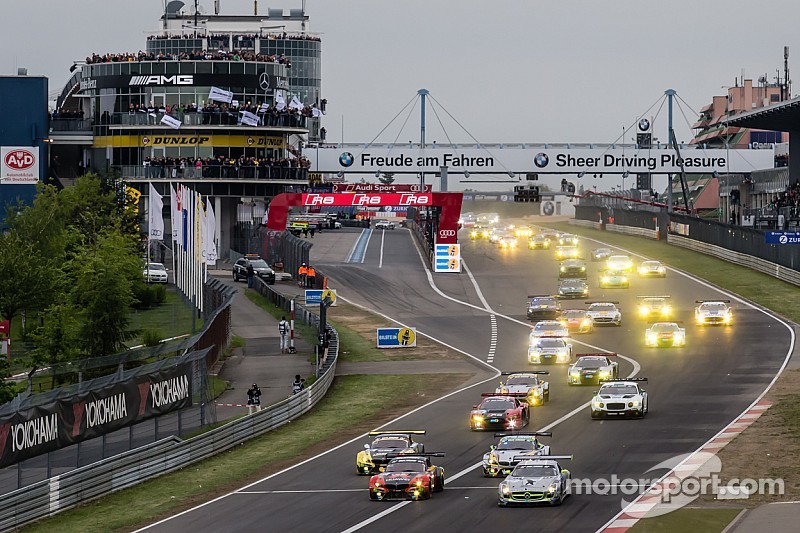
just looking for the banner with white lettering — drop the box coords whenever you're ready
[208,86,234,104]
[0,363,192,467]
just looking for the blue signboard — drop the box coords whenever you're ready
[304,289,337,306]
[434,243,461,273]
[766,232,800,245]
[376,327,417,348]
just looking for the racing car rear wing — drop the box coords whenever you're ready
[482,392,528,398]
[527,294,555,298]
[585,301,620,305]
[695,299,731,303]
[513,454,574,462]
[599,378,648,382]
[576,353,616,357]
[495,432,552,438]
[368,430,426,436]
[636,295,671,299]
[501,371,549,375]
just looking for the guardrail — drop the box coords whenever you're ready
[606,224,659,240]
[668,234,800,287]
[0,284,338,531]
[569,219,602,230]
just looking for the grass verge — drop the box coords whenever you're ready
[22,373,471,533]
[244,289,318,345]
[627,507,742,533]
[128,288,200,346]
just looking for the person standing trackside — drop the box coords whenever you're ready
[306,265,316,288]
[298,263,308,287]
[279,316,289,353]
[247,383,262,414]
[292,375,305,395]
[246,262,255,288]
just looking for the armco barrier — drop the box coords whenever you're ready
[668,234,800,287]
[0,289,338,531]
[569,219,602,230]
[606,224,659,240]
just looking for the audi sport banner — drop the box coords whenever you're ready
[0,364,192,468]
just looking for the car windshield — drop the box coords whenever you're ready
[537,338,564,348]
[652,323,680,332]
[562,310,585,318]
[605,270,624,276]
[146,263,166,271]
[642,299,664,306]
[372,438,409,449]
[595,248,611,254]
[249,259,269,268]
[514,465,558,477]
[576,358,606,369]
[481,399,515,410]
[700,303,727,311]
[609,256,629,263]
[497,439,536,451]
[600,384,639,395]
[531,299,555,306]
[533,323,559,333]
[589,304,616,312]
[505,376,536,386]
[643,261,661,268]
[385,460,425,473]
[561,281,583,288]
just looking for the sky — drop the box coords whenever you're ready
[2,0,798,191]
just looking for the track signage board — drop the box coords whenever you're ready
[434,244,461,273]
[376,327,417,348]
[766,232,800,244]
[305,289,337,306]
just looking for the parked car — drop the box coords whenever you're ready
[143,262,168,284]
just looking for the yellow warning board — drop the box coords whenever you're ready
[321,289,338,306]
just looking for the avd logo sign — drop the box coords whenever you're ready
[1,147,39,185]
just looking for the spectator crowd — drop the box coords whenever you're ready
[85,49,291,67]
[141,155,310,179]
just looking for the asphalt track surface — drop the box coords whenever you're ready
[140,226,792,533]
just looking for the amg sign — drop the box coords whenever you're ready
[129,75,194,86]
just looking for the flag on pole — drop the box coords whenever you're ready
[289,95,304,111]
[259,103,268,113]
[170,184,181,245]
[194,191,204,263]
[160,114,182,129]
[312,106,323,118]
[205,198,218,264]
[240,110,260,126]
[148,183,164,241]
[181,185,189,251]
[208,86,234,104]
[275,91,286,111]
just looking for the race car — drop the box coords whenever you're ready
[498,456,572,506]
[477,212,500,225]
[590,248,613,262]
[606,254,634,272]
[637,296,673,320]
[497,371,550,406]
[586,301,622,326]
[568,354,619,385]
[514,225,534,239]
[369,453,445,501]
[558,279,590,299]
[558,234,579,246]
[483,432,552,477]
[559,309,594,334]
[695,300,733,326]
[470,394,530,431]
[638,260,667,278]
[528,234,551,250]
[528,337,573,365]
[555,245,581,260]
[497,232,519,249]
[469,225,492,240]
[599,269,630,289]
[459,212,476,227]
[529,320,569,342]
[645,322,686,347]
[526,296,561,321]
[591,378,649,419]
[559,259,588,280]
[356,431,427,475]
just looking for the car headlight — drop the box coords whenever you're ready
[662,306,671,315]
[594,400,604,407]
[639,306,650,316]
[601,277,610,283]
[599,370,610,378]
[581,319,592,327]
[472,414,484,422]
[570,371,580,377]
[547,484,557,494]
[501,484,511,495]
[560,267,566,272]
[531,355,541,363]
[581,266,586,271]
[629,401,639,407]
[621,277,628,283]
[647,333,657,343]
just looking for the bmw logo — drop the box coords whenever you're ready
[534,153,549,168]
[638,118,651,132]
[339,152,354,167]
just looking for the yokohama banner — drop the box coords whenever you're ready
[0,364,192,468]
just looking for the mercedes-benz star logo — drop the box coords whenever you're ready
[259,72,271,91]
[339,152,354,167]
[534,152,549,168]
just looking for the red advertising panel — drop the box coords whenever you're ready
[332,183,432,193]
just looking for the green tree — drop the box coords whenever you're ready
[72,231,141,358]
[0,359,15,404]
[0,230,55,342]
[29,303,83,387]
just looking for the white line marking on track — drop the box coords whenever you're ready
[378,229,385,268]
[361,228,374,264]
[239,489,364,494]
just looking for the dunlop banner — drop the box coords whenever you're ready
[94,135,285,149]
[0,363,192,468]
